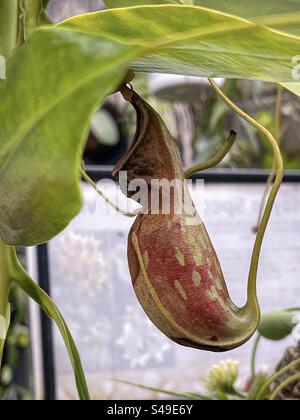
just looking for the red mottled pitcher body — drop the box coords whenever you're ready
[113,87,259,351]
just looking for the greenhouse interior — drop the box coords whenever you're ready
[0,0,300,405]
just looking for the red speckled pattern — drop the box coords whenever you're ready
[114,89,258,350]
[131,213,235,341]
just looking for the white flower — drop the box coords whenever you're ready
[204,360,239,394]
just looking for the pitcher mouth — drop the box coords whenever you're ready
[112,86,145,178]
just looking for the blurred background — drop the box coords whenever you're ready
[1,0,300,400]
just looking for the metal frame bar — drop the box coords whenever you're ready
[36,244,56,400]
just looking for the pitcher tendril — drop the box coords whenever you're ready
[208,78,284,310]
[81,166,139,218]
[184,131,236,178]
[253,85,283,233]
[0,239,90,401]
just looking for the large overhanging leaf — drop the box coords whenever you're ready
[103,3,300,95]
[1,4,300,246]
[104,1,300,35]
[104,0,300,19]
[106,0,300,18]
[0,29,140,246]
[63,6,300,82]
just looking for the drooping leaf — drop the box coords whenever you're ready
[6,242,90,400]
[0,28,140,246]
[0,237,90,399]
[63,6,300,82]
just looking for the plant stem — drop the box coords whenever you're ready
[208,78,284,311]
[0,0,49,58]
[0,0,19,58]
[256,359,300,400]
[18,0,50,45]
[270,372,300,400]
[184,131,236,178]
[250,334,261,379]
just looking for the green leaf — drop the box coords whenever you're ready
[195,1,300,20]
[10,245,90,400]
[104,0,300,35]
[0,28,140,246]
[63,6,300,83]
[104,0,180,6]
[195,1,300,35]
[80,5,300,96]
[0,238,89,399]
[2,5,300,246]
[258,310,298,341]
